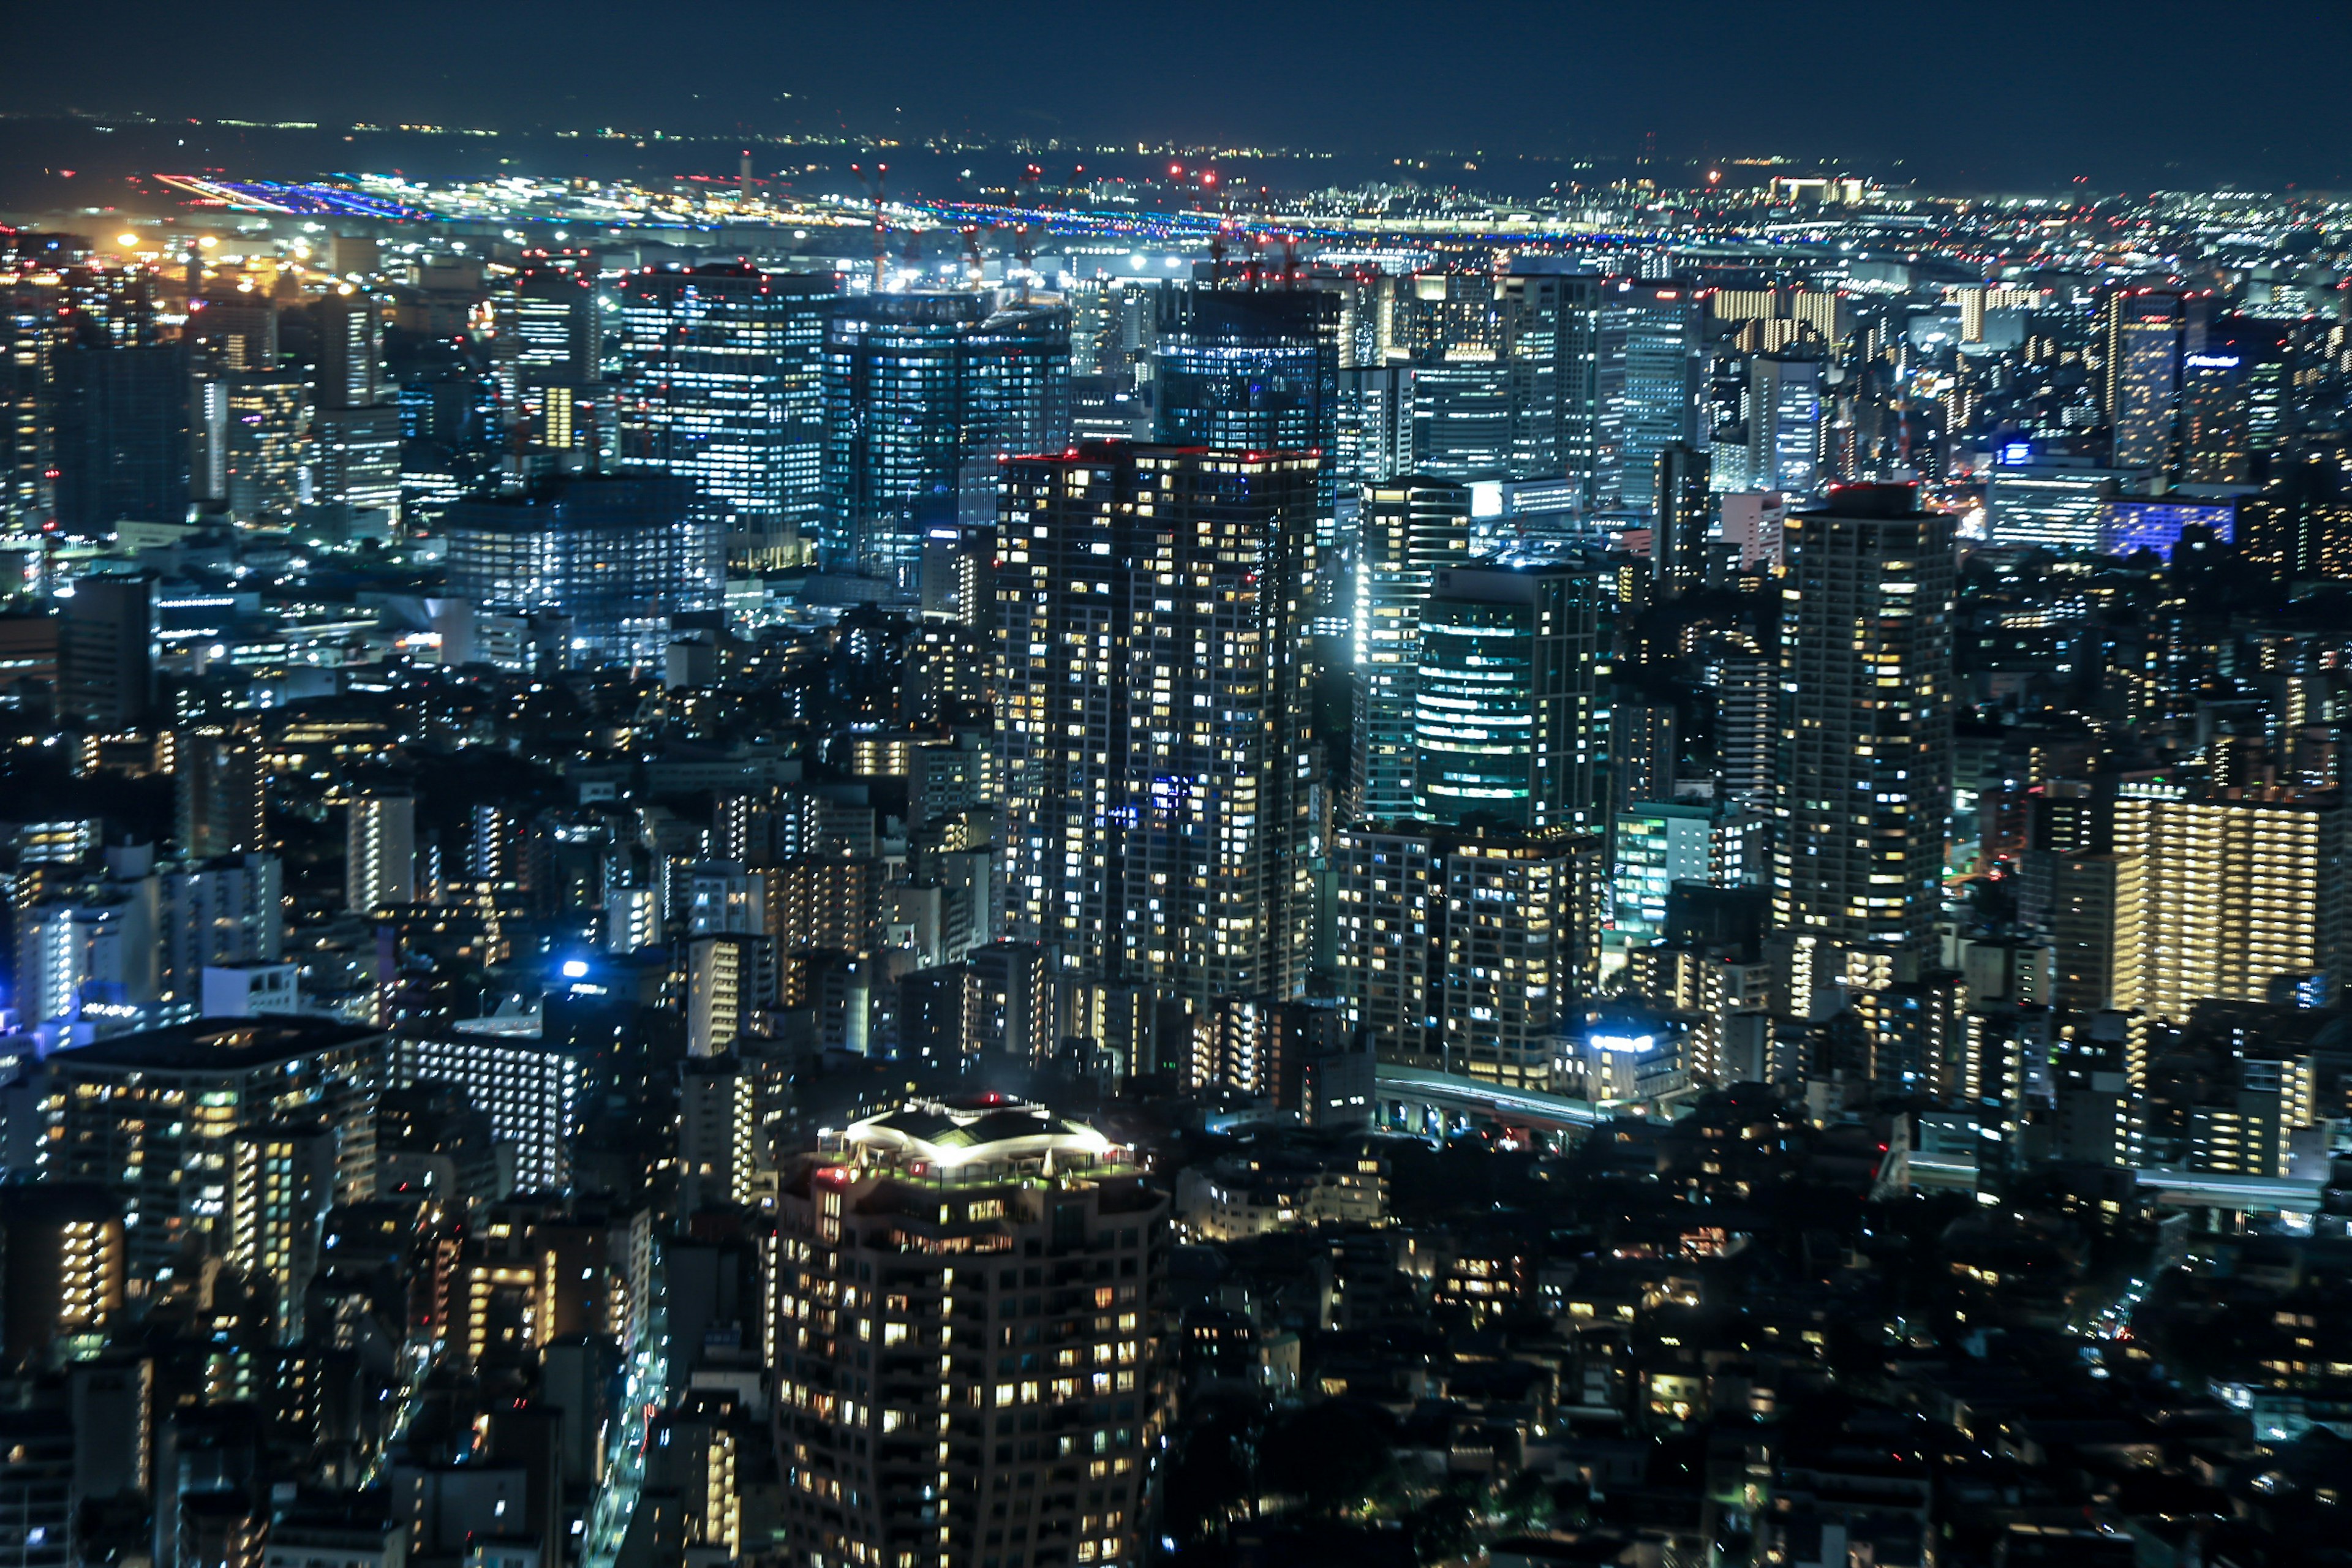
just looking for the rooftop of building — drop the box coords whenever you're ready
[826,1095,1134,1183]
[53,1016,383,1074]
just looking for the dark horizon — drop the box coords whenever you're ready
[6,0,2350,193]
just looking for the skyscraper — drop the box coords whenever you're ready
[769,1099,1167,1568]
[49,344,191,535]
[1772,483,1954,993]
[618,263,837,564]
[995,442,1318,1005]
[1354,477,1473,821]
[59,573,153,731]
[2109,780,2346,1022]
[347,793,417,916]
[1746,352,1824,494]
[823,290,1071,588]
[1151,284,1340,535]
[1412,561,1607,832]
[442,475,725,662]
[1654,442,1711,594]
[1593,280,1703,517]
[2104,288,2185,472]
[1334,820,1602,1089]
[222,371,314,524]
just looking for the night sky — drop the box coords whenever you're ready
[7,0,2350,190]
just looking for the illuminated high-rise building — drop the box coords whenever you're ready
[1333,820,1602,1088]
[1353,477,1473,821]
[0,1183,124,1366]
[1593,279,1703,517]
[618,263,837,564]
[2110,781,2346,1023]
[823,290,1071,589]
[1411,561,1607,832]
[769,1099,1168,1568]
[227,1120,337,1341]
[2103,288,2185,472]
[176,729,266,859]
[442,475,725,662]
[1771,483,1954,992]
[2177,342,2253,483]
[222,371,313,524]
[1654,442,1711,594]
[347,793,417,916]
[314,290,386,410]
[1746,352,1823,494]
[52,1017,383,1278]
[1152,284,1339,536]
[995,442,1317,1005]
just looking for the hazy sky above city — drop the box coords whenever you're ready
[10,0,2351,187]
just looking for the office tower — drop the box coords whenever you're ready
[1610,799,1766,938]
[48,344,191,535]
[1409,358,1513,480]
[688,932,777,1057]
[159,853,284,1009]
[1593,280,1702,517]
[1988,464,2121,552]
[2177,343,2252,483]
[0,1183,124,1366]
[1335,364,1416,489]
[2239,451,2352,582]
[52,1017,383,1277]
[1496,267,1603,496]
[442,475,725,662]
[618,264,837,563]
[1746,353,1823,494]
[769,1099,1167,1568]
[1412,562,1607,832]
[391,1023,594,1194]
[314,290,386,410]
[2047,851,2131,1012]
[492,259,601,402]
[0,1407,72,1568]
[312,401,402,517]
[2110,782,2346,1022]
[2104,288,2185,472]
[0,281,53,526]
[1654,442,1711,593]
[186,292,279,372]
[58,575,152,730]
[823,290,1071,587]
[995,443,1317,1005]
[1353,478,1473,821]
[227,1120,337,1341]
[1707,652,1775,802]
[1611,701,1677,807]
[1771,483,1955,992]
[1333,821,1602,1088]
[347,794,417,916]
[1151,284,1340,535]
[222,371,313,524]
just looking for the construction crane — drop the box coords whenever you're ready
[1014,164,1042,300]
[851,161,888,293]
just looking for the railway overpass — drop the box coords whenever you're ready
[1375,1064,2325,1213]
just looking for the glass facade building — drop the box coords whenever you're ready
[1353,477,1473,821]
[442,475,724,662]
[617,263,837,564]
[823,290,1071,589]
[1412,560,1606,832]
[1593,281,1703,518]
